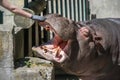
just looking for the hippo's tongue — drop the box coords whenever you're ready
[53,35,67,49]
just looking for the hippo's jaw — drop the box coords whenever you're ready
[32,23,70,63]
[32,45,68,63]
[50,34,70,63]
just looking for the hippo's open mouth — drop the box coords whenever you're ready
[32,23,69,63]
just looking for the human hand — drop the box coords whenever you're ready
[31,15,46,21]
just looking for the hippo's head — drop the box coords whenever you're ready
[32,14,79,63]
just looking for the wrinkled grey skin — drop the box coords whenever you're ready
[36,14,120,80]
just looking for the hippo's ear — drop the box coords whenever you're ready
[79,27,102,41]
[79,27,91,40]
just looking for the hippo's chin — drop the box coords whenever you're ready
[32,45,68,63]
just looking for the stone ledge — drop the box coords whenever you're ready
[14,57,54,80]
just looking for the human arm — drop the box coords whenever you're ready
[0,0,46,21]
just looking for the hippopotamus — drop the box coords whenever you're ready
[32,14,120,80]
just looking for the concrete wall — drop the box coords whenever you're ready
[89,0,120,18]
[0,28,14,80]
[0,0,17,80]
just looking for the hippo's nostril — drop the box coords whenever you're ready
[44,49,48,53]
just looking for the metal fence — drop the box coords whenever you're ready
[46,0,90,21]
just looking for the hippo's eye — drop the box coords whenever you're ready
[45,25,50,31]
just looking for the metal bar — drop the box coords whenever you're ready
[66,0,70,19]
[79,0,82,21]
[48,0,52,13]
[53,0,57,13]
[28,27,33,56]
[86,0,90,20]
[83,0,87,21]
[14,30,24,59]
[35,21,39,46]
[62,0,66,17]
[58,0,61,14]
[40,12,44,43]
[75,0,78,21]
[71,0,74,20]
